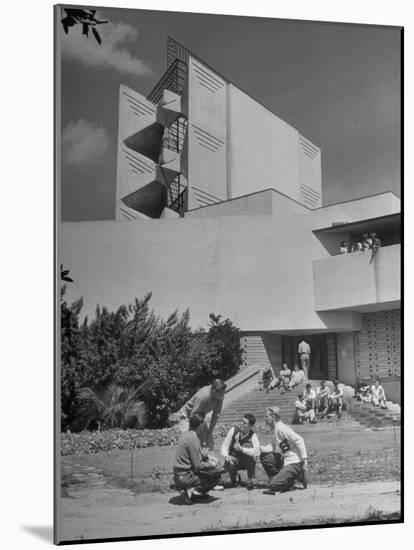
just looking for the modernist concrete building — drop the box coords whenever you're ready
[61,38,401,401]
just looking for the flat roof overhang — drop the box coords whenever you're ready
[312,213,401,236]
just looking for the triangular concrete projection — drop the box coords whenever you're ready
[124,122,165,164]
[158,149,181,184]
[156,89,182,127]
[122,180,168,219]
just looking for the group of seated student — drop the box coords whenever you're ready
[294,380,345,423]
[355,378,387,409]
[339,232,381,256]
[173,407,308,504]
[260,363,306,394]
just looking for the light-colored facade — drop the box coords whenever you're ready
[61,38,401,402]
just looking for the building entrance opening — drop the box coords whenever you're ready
[282,335,332,380]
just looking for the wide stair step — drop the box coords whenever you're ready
[219,378,400,429]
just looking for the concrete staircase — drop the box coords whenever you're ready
[218,378,401,430]
[346,397,401,428]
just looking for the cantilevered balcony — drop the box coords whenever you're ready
[313,244,400,312]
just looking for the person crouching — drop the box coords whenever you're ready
[260,406,308,494]
[221,413,260,490]
[173,412,223,504]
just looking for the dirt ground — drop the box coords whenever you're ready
[59,480,400,542]
[58,427,401,543]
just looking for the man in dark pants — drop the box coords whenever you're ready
[220,413,260,490]
[260,406,308,494]
[173,378,227,450]
[173,412,223,504]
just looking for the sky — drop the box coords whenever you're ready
[59,6,402,221]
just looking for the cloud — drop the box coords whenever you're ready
[61,15,152,76]
[62,119,110,166]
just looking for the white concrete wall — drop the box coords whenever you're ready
[61,211,362,332]
[228,85,303,203]
[187,56,228,208]
[186,188,309,219]
[313,244,401,311]
[299,135,322,208]
[311,193,401,230]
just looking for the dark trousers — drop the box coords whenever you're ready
[224,453,256,481]
[260,452,304,492]
[174,466,221,494]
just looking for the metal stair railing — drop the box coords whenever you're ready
[147,59,187,105]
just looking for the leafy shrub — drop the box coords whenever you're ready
[61,292,243,430]
[76,384,148,430]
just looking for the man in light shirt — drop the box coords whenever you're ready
[303,383,316,410]
[295,393,317,424]
[260,406,308,494]
[278,363,292,393]
[221,413,260,490]
[288,364,306,390]
[316,380,330,417]
[298,339,311,379]
[173,379,226,449]
[330,380,344,418]
[371,379,387,409]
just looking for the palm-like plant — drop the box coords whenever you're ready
[76,384,148,430]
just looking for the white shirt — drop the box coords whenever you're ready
[298,341,311,355]
[304,389,316,400]
[221,426,260,459]
[268,420,307,465]
[331,386,344,399]
[295,399,307,411]
[316,385,330,398]
[371,384,386,400]
[291,370,305,384]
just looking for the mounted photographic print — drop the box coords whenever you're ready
[55,4,403,544]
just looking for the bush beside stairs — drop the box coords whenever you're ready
[219,377,400,430]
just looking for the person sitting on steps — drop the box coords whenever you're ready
[278,363,292,394]
[303,383,316,413]
[330,380,344,418]
[371,378,387,409]
[288,364,306,391]
[261,365,274,394]
[294,393,317,424]
[316,380,331,417]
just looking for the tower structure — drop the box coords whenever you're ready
[116,37,322,220]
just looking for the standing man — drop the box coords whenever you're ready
[221,413,260,490]
[298,339,311,380]
[174,379,227,450]
[260,406,308,494]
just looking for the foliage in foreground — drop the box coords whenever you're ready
[61,289,242,431]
